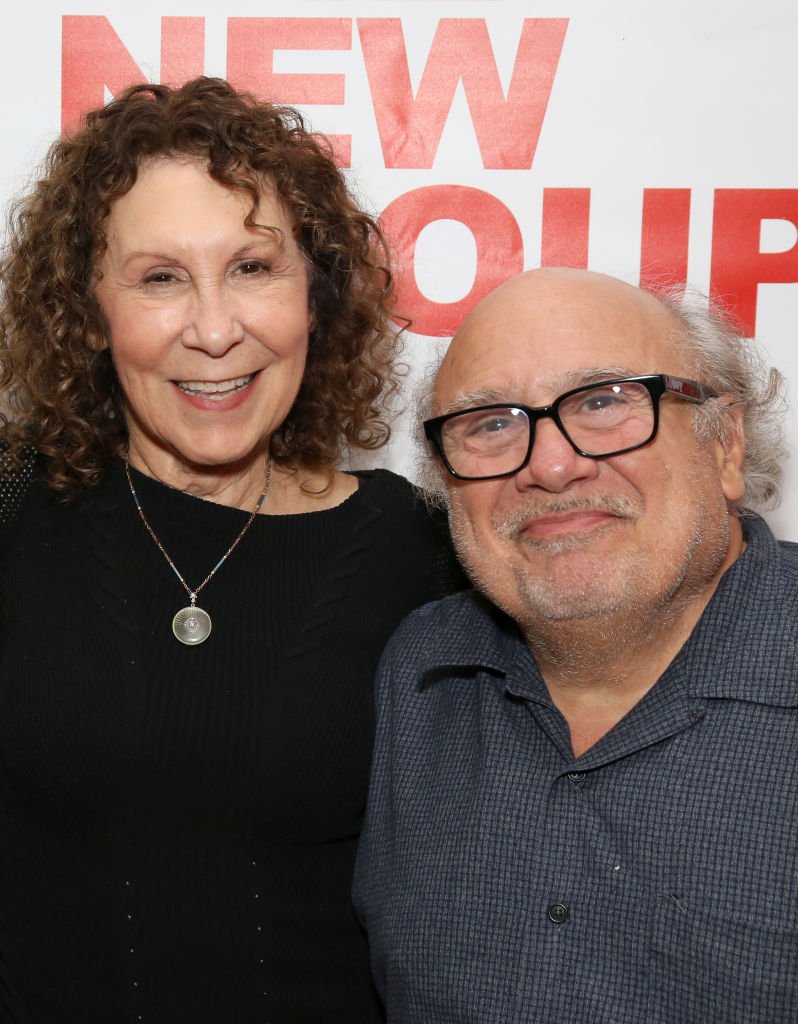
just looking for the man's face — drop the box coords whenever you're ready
[436,271,745,631]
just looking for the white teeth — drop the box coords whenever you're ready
[176,374,253,395]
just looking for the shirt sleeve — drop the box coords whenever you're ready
[352,624,406,1004]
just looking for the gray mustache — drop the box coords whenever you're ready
[494,494,641,537]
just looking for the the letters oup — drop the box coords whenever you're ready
[386,187,797,337]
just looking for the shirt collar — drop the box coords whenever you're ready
[670,514,798,706]
[416,590,525,684]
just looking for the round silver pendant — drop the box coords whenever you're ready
[172,606,212,646]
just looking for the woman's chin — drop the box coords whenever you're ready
[179,445,269,475]
[128,434,270,481]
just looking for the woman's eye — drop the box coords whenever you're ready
[142,271,177,285]
[236,260,268,276]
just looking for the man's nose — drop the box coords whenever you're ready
[512,416,600,493]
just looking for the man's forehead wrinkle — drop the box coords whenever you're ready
[439,366,637,415]
[548,366,641,392]
[442,387,515,415]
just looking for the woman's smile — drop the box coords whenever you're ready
[174,373,256,396]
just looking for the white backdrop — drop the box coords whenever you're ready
[2,0,796,537]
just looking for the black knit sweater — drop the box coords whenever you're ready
[0,461,464,1023]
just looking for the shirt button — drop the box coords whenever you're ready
[567,771,586,783]
[547,903,569,925]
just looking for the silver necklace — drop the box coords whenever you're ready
[124,455,272,646]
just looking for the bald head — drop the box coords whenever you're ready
[435,269,683,416]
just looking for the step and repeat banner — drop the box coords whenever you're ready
[1,1,796,537]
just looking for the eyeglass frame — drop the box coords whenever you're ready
[423,374,717,481]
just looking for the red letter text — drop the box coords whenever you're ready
[381,185,523,337]
[359,18,568,169]
[711,189,798,337]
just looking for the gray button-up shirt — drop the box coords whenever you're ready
[354,515,798,1023]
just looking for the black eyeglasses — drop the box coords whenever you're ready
[423,374,716,481]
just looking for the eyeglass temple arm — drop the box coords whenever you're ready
[662,375,714,403]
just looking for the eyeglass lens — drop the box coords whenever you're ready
[440,380,656,478]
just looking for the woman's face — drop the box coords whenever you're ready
[94,157,311,484]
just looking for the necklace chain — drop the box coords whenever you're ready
[124,454,272,605]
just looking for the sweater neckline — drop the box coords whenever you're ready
[119,460,373,523]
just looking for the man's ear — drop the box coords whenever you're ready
[714,401,746,503]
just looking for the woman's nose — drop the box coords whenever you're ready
[181,285,245,356]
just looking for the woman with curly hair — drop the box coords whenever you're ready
[0,77,462,1023]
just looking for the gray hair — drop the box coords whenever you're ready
[659,287,788,511]
[414,362,450,508]
[415,286,788,512]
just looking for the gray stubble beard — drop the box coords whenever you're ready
[448,485,731,670]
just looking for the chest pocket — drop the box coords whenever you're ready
[647,892,798,1023]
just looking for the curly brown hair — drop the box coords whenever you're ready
[0,77,403,494]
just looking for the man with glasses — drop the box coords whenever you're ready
[355,268,796,1023]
